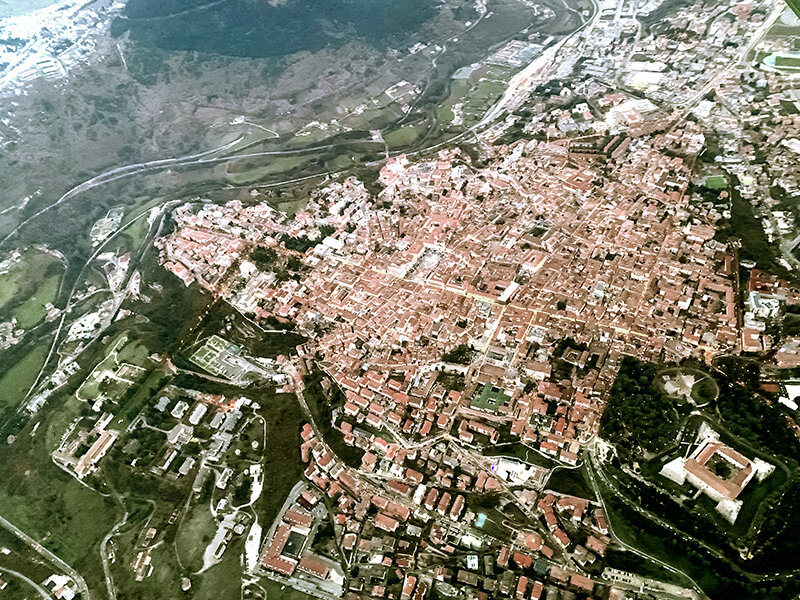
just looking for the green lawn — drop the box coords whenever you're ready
[691,377,718,405]
[118,337,151,364]
[436,105,455,124]
[174,501,218,572]
[471,383,512,413]
[775,53,800,68]
[190,540,245,600]
[461,67,514,122]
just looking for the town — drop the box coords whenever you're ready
[150,0,800,595]
[0,0,799,598]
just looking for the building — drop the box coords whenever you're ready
[684,440,755,502]
[167,423,194,446]
[75,430,119,478]
[660,438,773,522]
[298,556,330,580]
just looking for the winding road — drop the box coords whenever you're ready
[584,448,707,599]
[0,514,90,600]
[0,564,51,599]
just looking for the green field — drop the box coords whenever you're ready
[12,274,60,328]
[704,175,728,190]
[0,249,63,326]
[0,342,49,413]
[225,155,313,185]
[775,54,800,68]
[384,122,429,149]
[690,376,718,405]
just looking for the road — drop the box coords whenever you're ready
[20,207,155,405]
[100,509,131,600]
[0,564,51,599]
[478,0,598,128]
[584,447,708,599]
[17,163,350,409]
[8,0,604,410]
[0,130,387,251]
[739,0,785,67]
[669,0,784,126]
[0,513,90,600]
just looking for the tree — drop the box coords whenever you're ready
[599,357,678,455]
[712,460,732,479]
[442,344,475,365]
[233,473,252,505]
[250,246,277,270]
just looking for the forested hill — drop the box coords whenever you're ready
[114,0,439,58]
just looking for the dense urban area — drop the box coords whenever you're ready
[1,0,800,599]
